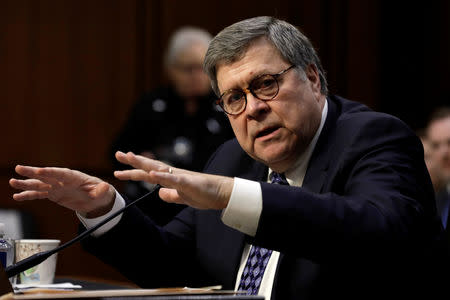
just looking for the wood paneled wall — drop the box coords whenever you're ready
[0,0,448,284]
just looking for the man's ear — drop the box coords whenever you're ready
[305,64,321,96]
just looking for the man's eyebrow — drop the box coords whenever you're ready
[241,69,271,87]
[250,69,272,79]
[219,68,271,93]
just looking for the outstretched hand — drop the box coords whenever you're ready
[10,165,116,217]
[114,151,234,210]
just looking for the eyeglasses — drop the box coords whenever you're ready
[217,65,296,115]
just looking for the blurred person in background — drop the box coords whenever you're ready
[425,106,450,229]
[110,26,233,224]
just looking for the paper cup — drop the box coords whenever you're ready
[15,239,60,284]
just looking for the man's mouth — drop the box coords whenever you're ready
[256,126,280,138]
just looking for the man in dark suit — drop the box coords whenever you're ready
[10,16,448,299]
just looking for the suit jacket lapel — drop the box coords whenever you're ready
[240,159,268,182]
[302,97,337,193]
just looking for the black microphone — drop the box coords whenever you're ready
[5,184,161,278]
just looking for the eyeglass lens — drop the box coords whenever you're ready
[221,74,279,114]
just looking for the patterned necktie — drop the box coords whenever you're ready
[269,171,289,185]
[237,171,289,295]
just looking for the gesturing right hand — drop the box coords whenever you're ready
[9,165,116,218]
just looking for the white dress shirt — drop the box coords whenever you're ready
[78,100,328,300]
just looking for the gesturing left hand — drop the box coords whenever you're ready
[10,165,116,217]
[114,151,234,210]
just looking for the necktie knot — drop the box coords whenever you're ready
[269,172,289,185]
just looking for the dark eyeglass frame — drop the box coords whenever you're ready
[216,65,296,115]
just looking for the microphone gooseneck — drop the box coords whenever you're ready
[5,184,161,278]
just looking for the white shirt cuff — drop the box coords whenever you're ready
[221,177,262,236]
[76,189,126,237]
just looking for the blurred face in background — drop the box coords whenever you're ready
[168,42,211,98]
[427,116,450,186]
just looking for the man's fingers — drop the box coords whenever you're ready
[115,167,182,191]
[91,182,110,198]
[9,178,52,191]
[114,169,151,181]
[147,171,180,188]
[115,151,129,164]
[13,191,49,201]
[115,151,167,173]
[115,151,148,170]
[15,165,63,185]
[15,165,39,176]
[159,188,183,204]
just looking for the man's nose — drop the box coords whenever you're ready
[245,92,270,117]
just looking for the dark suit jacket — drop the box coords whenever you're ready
[435,187,450,228]
[83,95,448,300]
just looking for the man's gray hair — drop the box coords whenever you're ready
[204,16,328,96]
[164,26,212,67]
